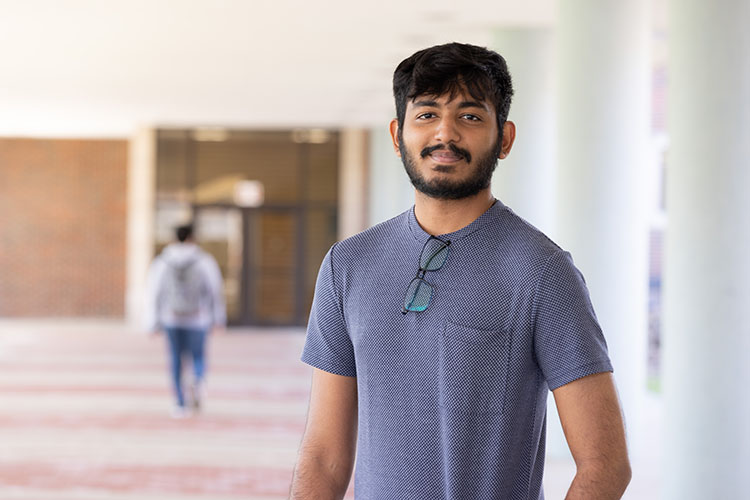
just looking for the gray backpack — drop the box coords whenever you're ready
[163,258,205,317]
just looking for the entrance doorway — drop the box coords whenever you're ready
[155,129,339,326]
[194,204,336,326]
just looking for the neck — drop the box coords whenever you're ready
[413,188,496,236]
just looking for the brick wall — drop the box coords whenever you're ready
[0,139,128,317]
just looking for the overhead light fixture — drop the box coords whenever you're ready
[192,127,229,142]
[292,128,331,144]
[234,180,264,208]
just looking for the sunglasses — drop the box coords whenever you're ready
[401,236,451,314]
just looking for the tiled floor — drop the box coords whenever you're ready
[0,320,660,499]
[0,320,313,499]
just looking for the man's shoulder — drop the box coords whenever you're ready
[331,209,411,261]
[160,244,219,274]
[491,205,563,261]
[193,249,222,275]
[195,247,216,261]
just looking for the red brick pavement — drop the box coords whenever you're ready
[0,321,660,499]
[0,321,354,499]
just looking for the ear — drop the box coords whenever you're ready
[499,120,516,159]
[389,119,401,157]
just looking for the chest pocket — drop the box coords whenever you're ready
[439,321,511,414]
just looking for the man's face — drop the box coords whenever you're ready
[391,90,507,200]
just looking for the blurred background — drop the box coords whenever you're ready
[0,0,747,499]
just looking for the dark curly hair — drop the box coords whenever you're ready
[176,224,194,242]
[393,42,514,137]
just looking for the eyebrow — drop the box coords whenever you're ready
[411,99,439,108]
[457,100,489,111]
[411,99,489,111]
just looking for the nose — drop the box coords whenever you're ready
[433,117,460,144]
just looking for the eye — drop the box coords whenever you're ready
[461,114,481,121]
[416,112,436,120]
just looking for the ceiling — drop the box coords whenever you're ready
[0,0,556,137]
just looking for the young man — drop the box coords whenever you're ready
[144,224,226,418]
[291,43,630,499]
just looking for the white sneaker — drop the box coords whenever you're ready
[190,382,203,412]
[170,406,190,419]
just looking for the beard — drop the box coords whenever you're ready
[399,134,502,200]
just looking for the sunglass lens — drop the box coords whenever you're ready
[420,239,450,271]
[403,277,433,312]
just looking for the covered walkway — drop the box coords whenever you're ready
[0,321,660,499]
[0,321,311,499]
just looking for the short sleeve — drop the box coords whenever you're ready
[533,251,613,390]
[301,244,357,377]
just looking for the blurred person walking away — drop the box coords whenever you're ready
[144,224,226,418]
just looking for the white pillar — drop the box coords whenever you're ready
[125,126,157,329]
[338,129,370,240]
[368,126,413,226]
[491,28,569,458]
[491,29,556,236]
[663,1,750,498]
[557,0,650,456]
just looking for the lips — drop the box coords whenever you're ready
[420,144,471,164]
[429,150,463,163]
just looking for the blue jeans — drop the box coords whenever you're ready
[165,327,207,407]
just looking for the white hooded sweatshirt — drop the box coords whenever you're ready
[143,242,227,332]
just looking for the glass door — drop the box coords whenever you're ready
[246,208,301,325]
[193,206,244,324]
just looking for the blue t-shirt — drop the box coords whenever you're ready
[301,201,612,500]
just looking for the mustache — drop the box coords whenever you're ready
[420,143,472,163]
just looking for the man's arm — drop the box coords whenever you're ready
[203,256,227,330]
[290,367,358,499]
[553,372,631,500]
[142,258,164,334]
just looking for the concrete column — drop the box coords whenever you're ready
[338,129,370,240]
[491,29,556,236]
[557,0,651,455]
[491,27,569,458]
[125,126,157,329]
[663,1,750,498]
[367,126,413,226]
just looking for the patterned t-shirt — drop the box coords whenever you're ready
[301,200,613,500]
